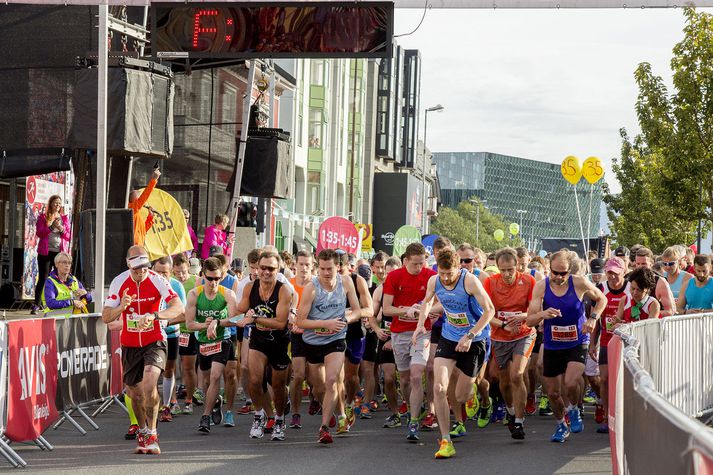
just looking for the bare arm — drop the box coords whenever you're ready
[464,273,495,337]
[415,276,438,333]
[677,279,689,315]
[382,292,408,318]
[575,275,607,334]
[656,279,675,317]
[343,275,364,324]
[295,282,326,330]
[185,290,209,331]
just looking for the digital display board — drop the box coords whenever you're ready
[152,2,393,59]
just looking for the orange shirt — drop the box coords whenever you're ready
[290,277,306,306]
[128,178,157,246]
[484,272,536,342]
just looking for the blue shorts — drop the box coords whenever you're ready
[345,337,366,365]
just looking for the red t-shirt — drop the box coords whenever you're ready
[484,272,536,342]
[600,281,630,348]
[383,266,436,333]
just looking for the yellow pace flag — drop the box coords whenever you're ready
[138,187,193,261]
[561,155,582,185]
[582,156,605,184]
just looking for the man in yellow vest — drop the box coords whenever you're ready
[41,252,92,316]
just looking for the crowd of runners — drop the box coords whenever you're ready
[100,240,713,458]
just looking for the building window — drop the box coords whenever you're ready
[221,84,237,130]
[308,108,322,149]
[310,60,324,86]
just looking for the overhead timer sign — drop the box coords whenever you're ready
[152,2,394,59]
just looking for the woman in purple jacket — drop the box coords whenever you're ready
[33,194,71,314]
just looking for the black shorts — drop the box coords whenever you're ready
[362,331,378,363]
[122,340,167,387]
[543,345,588,378]
[198,339,234,372]
[178,332,198,357]
[249,335,291,371]
[532,330,544,354]
[376,339,395,365]
[166,337,178,361]
[290,332,308,359]
[434,337,487,378]
[235,326,245,342]
[304,339,346,365]
[598,345,609,366]
[229,333,239,361]
[430,322,443,344]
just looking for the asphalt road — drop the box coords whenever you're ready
[7,395,611,474]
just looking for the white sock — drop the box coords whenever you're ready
[515,417,524,424]
[506,406,515,416]
[566,404,576,412]
[162,375,175,407]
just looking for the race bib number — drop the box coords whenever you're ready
[199,341,222,356]
[605,316,616,333]
[446,311,470,328]
[315,327,337,336]
[551,325,578,342]
[498,311,524,331]
[383,320,392,335]
[126,313,151,333]
[178,333,191,347]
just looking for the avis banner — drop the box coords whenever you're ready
[55,316,111,411]
[5,319,59,442]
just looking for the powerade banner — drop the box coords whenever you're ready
[5,319,59,442]
[55,316,111,411]
[0,322,6,434]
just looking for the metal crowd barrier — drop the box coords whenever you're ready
[613,314,713,474]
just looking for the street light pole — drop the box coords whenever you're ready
[516,209,527,249]
[422,104,444,234]
[470,198,486,248]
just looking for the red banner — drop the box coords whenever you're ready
[5,319,59,442]
[608,335,623,475]
[317,217,360,255]
[110,330,123,396]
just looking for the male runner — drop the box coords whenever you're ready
[382,242,437,442]
[661,246,693,303]
[516,247,545,281]
[677,254,713,313]
[288,250,313,429]
[234,249,261,416]
[414,249,494,458]
[173,254,199,415]
[485,247,537,440]
[185,257,240,434]
[296,249,361,444]
[102,245,184,455]
[526,250,606,443]
[634,247,675,316]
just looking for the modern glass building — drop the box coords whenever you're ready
[433,152,603,249]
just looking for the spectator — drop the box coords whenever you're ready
[128,167,161,246]
[34,194,71,314]
[183,209,198,256]
[42,252,92,317]
[200,214,230,259]
[188,257,202,276]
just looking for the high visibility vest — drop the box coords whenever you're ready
[41,275,81,317]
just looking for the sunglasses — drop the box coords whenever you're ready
[205,275,221,282]
[132,264,150,270]
[260,266,277,272]
[460,258,474,264]
[662,261,677,267]
[335,249,347,255]
[551,269,569,277]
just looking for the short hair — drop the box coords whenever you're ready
[528,261,544,272]
[385,256,401,268]
[317,249,340,265]
[550,250,575,270]
[514,247,529,259]
[487,252,496,261]
[213,254,228,267]
[173,253,188,267]
[214,213,228,224]
[203,257,222,273]
[694,254,711,267]
[247,249,261,265]
[458,243,475,253]
[495,247,518,266]
[628,268,657,291]
[404,242,426,258]
[662,246,681,259]
[258,250,281,265]
[433,236,453,251]
[126,245,148,259]
[436,249,460,270]
[280,250,294,266]
[371,251,389,264]
[636,247,654,260]
[54,252,71,265]
[153,255,172,267]
[295,250,312,261]
[569,258,584,275]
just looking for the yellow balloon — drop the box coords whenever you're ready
[561,155,582,185]
[509,223,520,235]
[582,156,605,184]
[494,229,505,242]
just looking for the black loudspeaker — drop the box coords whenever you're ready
[79,208,134,287]
[70,67,174,158]
[0,149,72,179]
[227,132,291,199]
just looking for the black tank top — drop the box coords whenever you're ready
[345,273,365,341]
[249,280,287,340]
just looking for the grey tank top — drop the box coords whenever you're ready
[302,276,347,345]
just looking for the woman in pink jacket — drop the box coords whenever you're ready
[34,194,71,314]
[200,213,230,259]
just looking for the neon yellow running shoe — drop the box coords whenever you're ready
[435,439,456,459]
[449,421,466,438]
[465,393,480,420]
[477,397,493,429]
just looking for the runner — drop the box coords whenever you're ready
[661,246,693,304]
[526,250,606,443]
[382,242,437,442]
[516,247,545,281]
[584,258,606,428]
[185,257,240,434]
[102,245,184,455]
[173,254,199,415]
[233,249,261,416]
[615,268,661,323]
[288,250,313,429]
[235,250,293,441]
[677,254,713,314]
[414,248,494,458]
[296,249,361,444]
[633,247,675,316]
[484,247,537,440]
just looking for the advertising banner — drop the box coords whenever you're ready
[317,217,359,254]
[393,225,421,256]
[23,171,75,299]
[138,188,193,261]
[421,234,438,256]
[55,316,111,411]
[0,322,6,433]
[355,224,373,253]
[110,330,123,397]
[5,319,59,442]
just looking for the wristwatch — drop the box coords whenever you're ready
[466,332,476,340]
[153,311,159,321]
[588,312,599,320]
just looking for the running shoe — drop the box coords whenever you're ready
[512,422,525,440]
[144,434,160,455]
[160,406,172,422]
[318,425,333,444]
[539,395,553,416]
[583,388,597,404]
[435,439,456,459]
[477,398,493,429]
[177,384,187,400]
[271,420,286,441]
[449,421,466,438]
[223,411,235,428]
[568,407,584,433]
[289,414,302,429]
[308,400,321,416]
[182,402,194,415]
[345,406,356,428]
[250,415,265,438]
[506,413,516,434]
[329,414,337,428]
[211,395,224,425]
[492,402,506,423]
[170,402,181,416]
[336,415,349,434]
[370,400,379,412]
[465,395,480,420]
[406,421,420,441]
[193,388,205,406]
[198,415,211,433]
[134,432,148,454]
[595,404,605,424]
[525,394,536,416]
[238,402,254,415]
[551,422,570,443]
[399,401,408,417]
[596,423,609,434]
[420,412,437,430]
[264,417,276,434]
[383,414,402,428]
[125,424,139,440]
[360,405,372,419]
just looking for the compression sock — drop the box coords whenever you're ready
[162,374,175,407]
[126,396,139,426]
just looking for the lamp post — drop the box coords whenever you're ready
[422,104,444,233]
[470,198,487,248]
[516,209,527,247]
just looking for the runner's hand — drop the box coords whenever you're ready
[582,317,597,335]
[588,345,599,363]
[139,313,154,330]
[456,334,472,352]
[542,308,561,320]
[204,317,214,329]
[411,325,426,345]
[406,304,420,319]
[383,340,393,351]
[207,320,219,339]
[291,323,304,334]
[374,327,388,341]
[120,289,134,311]
[323,318,346,332]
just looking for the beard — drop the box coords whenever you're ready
[697,275,708,283]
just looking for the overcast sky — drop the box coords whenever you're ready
[393,8,688,193]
